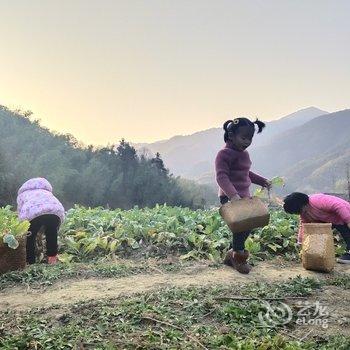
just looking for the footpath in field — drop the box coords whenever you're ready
[1,259,349,312]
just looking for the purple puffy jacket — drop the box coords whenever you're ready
[17,178,65,224]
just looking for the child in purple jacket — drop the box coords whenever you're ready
[215,118,270,274]
[17,178,65,265]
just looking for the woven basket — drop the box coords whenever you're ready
[219,197,270,233]
[302,223,335,273]
[0,234,27,274]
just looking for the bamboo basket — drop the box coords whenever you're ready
[219,197,270,233]
[302,223,335,273]
[0,235,27,274]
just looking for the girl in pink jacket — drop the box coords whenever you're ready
[17,178,65,265]
[283,192,350,264]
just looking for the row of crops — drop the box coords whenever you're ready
[59,205,305,262]
[1,203,345,263]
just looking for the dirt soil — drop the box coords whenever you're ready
[1,260,349,312]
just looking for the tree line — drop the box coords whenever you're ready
[0,106,217,209]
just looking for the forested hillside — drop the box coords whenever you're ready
[0,106,216,209]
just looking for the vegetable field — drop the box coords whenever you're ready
[0,205,349,349]
[59,205,346,263]
[59,205,300,262]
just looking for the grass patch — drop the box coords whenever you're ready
[0,259,189,291]
[1,276,349,349]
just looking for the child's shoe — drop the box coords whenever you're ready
[224,249,251,274]
[223,249,234,266]
[232,250,251,274]
[337,251,350,264]
[47,255,58,265]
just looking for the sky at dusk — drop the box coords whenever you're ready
[1,0,349,145]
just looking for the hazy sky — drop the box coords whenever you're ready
[1,0,349,145]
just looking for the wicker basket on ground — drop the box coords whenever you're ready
[0,234,27,274]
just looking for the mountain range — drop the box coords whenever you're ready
[134,107,350,194]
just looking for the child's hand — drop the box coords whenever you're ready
[262,179,272,190]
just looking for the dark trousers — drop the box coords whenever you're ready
[27,214,60,264]
[220,195,250,251]
[333,224,350,250]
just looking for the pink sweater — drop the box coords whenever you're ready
[298,193,350,243]
[215,142,267,198]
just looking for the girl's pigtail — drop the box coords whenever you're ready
[223,120,233,131]
[254,119,266,133]
[223,120,233,142]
